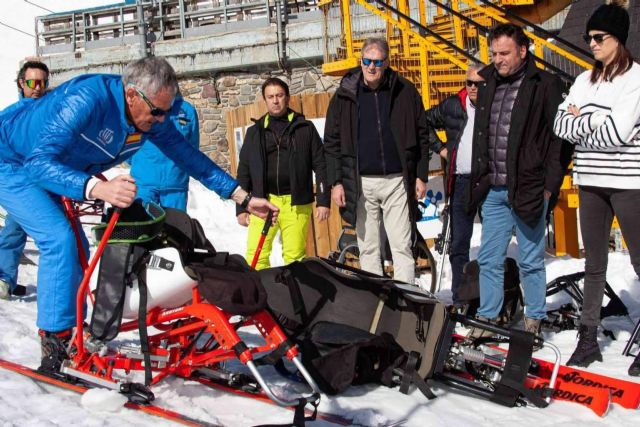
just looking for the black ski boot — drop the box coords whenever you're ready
[567,325,602,367]
[629,353,640,377]
[37,329,73,378]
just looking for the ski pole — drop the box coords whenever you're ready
[251,210,274,269]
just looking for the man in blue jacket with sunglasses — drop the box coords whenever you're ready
[0,57,278,375]
[0,60,50,300]
[130,95,199,211]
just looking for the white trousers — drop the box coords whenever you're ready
[356,174,415,284]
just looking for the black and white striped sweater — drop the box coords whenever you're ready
[553,62,640,189]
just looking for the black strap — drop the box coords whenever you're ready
[253,396,318,427]
[489,329,547,408]
[396,351,437,400]
[500,376,549,408]
[293,396,316,427]
[281,270,309,326]
[133,253,152,387]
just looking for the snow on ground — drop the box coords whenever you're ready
[0,177,638,426]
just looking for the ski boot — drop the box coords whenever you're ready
[0,280,10,300]
[37,329,75,380]
[467,316,497,340]
[524,317,543,351]
[567,325,602,367]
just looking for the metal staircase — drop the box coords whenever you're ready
[320,0,593,108]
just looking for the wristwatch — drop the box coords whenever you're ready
[240,192,252,210]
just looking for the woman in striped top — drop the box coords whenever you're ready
[553,0,640,376]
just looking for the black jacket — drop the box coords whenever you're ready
[236,111,330,216]
[324,67,430,225]
[467,56,573,227]
[426,88,470,194]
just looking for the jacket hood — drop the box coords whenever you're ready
[457,87,468,112]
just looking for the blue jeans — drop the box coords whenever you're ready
[449,175,475,304]
[0,215,28,291]
[477,186,548,320]
[136,186,188,211]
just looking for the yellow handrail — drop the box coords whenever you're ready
[354,0,468,70]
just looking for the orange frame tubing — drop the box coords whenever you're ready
[73,208,121,360]
[63,204,300,390]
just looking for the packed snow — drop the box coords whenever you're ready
[0,176,638,426]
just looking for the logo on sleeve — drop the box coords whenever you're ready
[98,128,114,145]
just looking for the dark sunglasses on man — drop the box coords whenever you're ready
[466,80,483,88]
[133,86,170,117]
[362,57,386,68]
[24,79,49,90]
[583,33,610,44]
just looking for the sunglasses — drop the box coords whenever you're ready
[362,57,386,68]
[133,87,170,117]
[583,33,610,44]
[466,80,483,87]
[24,79,48,90]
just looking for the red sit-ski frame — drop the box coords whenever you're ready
[61,199,321,412]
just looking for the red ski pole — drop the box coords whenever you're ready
[251,210,274,269]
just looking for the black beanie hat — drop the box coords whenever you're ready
[586,0,630,45]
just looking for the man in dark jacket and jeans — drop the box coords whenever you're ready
[237,78,330,269]
[324,37,430,284]
[468,24,570,334]
[427,62,484,304]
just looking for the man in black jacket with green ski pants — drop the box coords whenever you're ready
[236,78,330,269]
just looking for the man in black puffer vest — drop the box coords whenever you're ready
[324,37,430,284]
[427,62,484,304]
[467,24,571,337]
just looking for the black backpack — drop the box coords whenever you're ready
[259,258,446,398]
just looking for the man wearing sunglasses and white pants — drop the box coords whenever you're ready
[0,57,278,375]
[0,61,50,300]
[324,37,431,284]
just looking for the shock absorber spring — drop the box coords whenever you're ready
[461,346,505,368]
[462,346,486,363]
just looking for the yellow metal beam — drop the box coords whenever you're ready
[479,34,489,64]
[342,0,354,59]
[321,57,359,75]
[419,42,430,109]
[553,197,580,258]
[452,0,464,50]
[418,0,426,27]
[398,0,411,58]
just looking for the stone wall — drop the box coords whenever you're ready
[178,66,340,173]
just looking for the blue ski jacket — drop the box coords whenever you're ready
[0,74,237,201]
[130,97,199,191]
